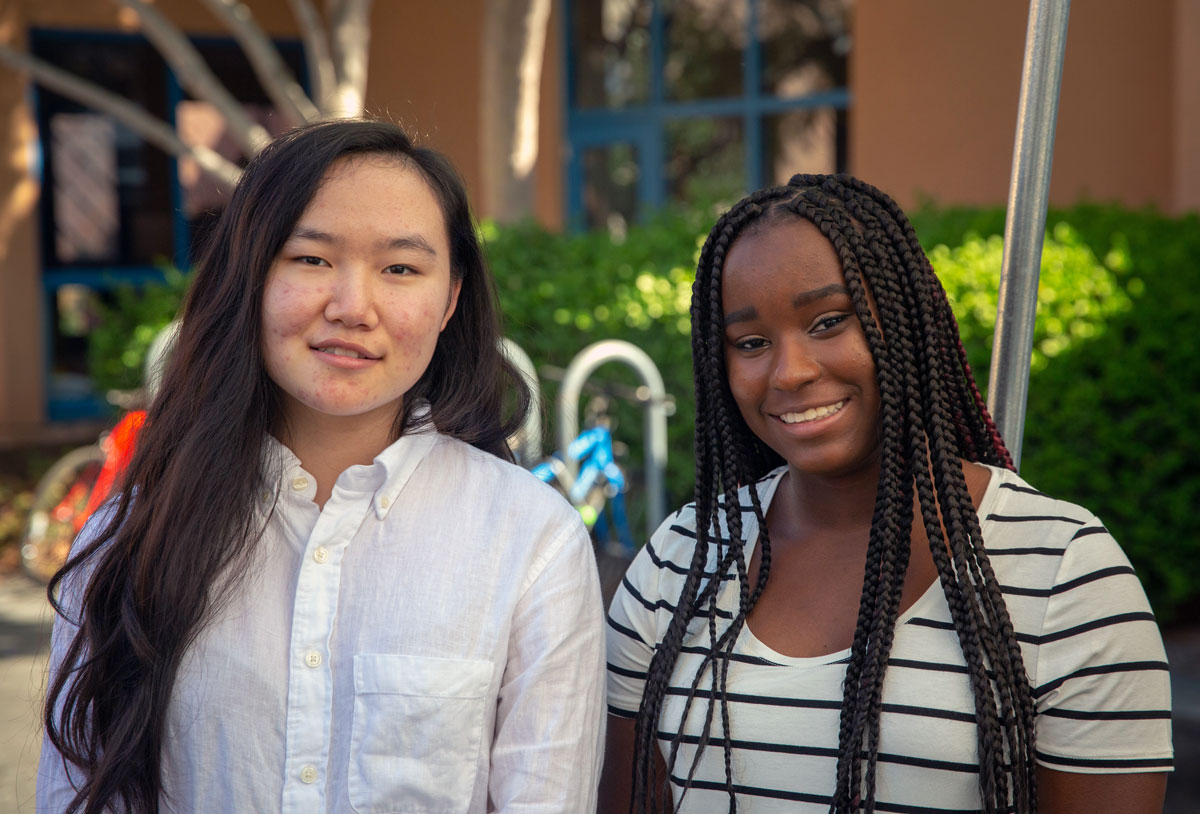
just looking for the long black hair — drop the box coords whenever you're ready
[44,119,529,814]
[632,174,1036,813]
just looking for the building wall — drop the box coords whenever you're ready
[852,0,1178,212]
[0,8,43,438]
[0,0,1194,438]
[0,0,549,441]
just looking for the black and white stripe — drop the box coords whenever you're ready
[606,464,1173,812]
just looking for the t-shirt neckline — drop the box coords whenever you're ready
[733,463,1006,667]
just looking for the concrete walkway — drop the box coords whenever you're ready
[0,574,1196,812]
[0,576,53,813]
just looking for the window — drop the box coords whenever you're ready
[31,29,304,419]
[565,0,851,231]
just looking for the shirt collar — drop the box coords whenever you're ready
[259,402,441,519]
[371,405,440,519]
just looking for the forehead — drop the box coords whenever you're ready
[299,156,448,249]
[722,217,845,298]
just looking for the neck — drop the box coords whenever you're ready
[275,405,399,507]
[777,457,882,539]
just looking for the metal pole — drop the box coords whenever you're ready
[987,0,1071,470]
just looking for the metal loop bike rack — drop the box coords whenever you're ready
[556,340,669,536]
[501,337,543,467]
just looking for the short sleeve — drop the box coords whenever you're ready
[1032,519,1174,773]
[606,513,680,718]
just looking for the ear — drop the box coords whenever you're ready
[440,276,462,332]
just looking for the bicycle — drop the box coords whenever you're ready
[532,393,638,607]
[20,321,179,583]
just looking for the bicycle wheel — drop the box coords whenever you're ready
[21,445,105,584]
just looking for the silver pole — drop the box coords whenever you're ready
[987,0,1071,470]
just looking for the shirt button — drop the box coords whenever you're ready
[299,764,318,784]
[291,476,309,491]
[304,650,322,668]
[378,495,390,509]
[312,546,329,564]
[261,490,271,503]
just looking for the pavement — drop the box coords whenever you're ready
[0,576,53,813]
[0,574,1196,813]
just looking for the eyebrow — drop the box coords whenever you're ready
[723,283,850,326]
[289,227,439,257]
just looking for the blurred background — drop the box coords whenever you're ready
[0,0,1196,811]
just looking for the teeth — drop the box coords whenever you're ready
[318,347,364,359]
[780,400,846,424]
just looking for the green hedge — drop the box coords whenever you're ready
[88,267,191,393]
[914,204,1200,621]
[87,203,1200,619]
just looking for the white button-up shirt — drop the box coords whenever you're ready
[39,421,607,812]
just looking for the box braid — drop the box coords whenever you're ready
[630,174,1036,813]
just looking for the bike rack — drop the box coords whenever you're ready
[556,339,669,536]
[501,337,544,466]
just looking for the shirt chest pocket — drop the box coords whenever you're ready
[349,653,494,814]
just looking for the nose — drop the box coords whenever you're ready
[769,335,821,391]
[323,267,378,329]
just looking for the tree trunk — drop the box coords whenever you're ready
[481,0,552,223]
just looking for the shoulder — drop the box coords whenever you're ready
[979,465,1143,598]
[979,465,1107,556]
[621,469,781,606]
[418,434,588,559]
[429,434,576,512]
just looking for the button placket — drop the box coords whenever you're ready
[280,501,364,810]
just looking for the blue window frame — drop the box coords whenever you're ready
[564,0,851,230]
[31,28,305,420]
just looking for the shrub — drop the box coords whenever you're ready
[85,203,1200,619]
[918,204,1200,621]
[87,267,190,393]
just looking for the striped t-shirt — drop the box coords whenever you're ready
[607,464,1173,812]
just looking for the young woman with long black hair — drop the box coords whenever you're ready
[601,175,1172,813]
[39,119,606,813]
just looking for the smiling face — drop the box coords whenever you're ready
[722,216,882,479]
[261,155,460,439]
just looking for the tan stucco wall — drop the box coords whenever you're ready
[1,0,1193,435]
[852,0,1177,212]
[367,1,486,206]
[364,1,563,229]
[0,9,44,437]
[0,1,520,437]
[1174,0,1200,213]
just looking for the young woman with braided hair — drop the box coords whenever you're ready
[601,175,1172,813]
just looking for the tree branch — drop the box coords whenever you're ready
[327,0,371,117]
[0,43,243,187]
[115,0,271,156]
[197,0,320,127]
[513,0,551,177]
[288,0,335,113]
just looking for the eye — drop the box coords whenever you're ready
[731,336,768,352]
[812,313,851,334]
[383,264,416,275]
[297,255,328,267]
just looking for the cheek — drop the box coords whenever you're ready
[263,279,321,337]
[380,297,451,347]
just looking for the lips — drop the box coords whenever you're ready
[311,340,379,360]
[776,399,847,424]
